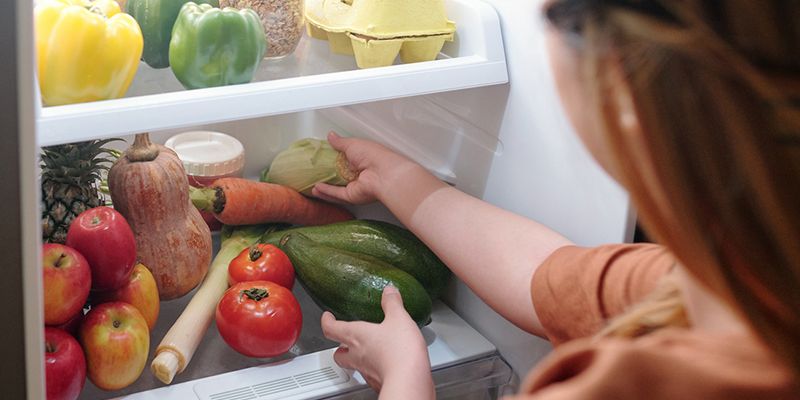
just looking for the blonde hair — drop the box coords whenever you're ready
[546,0,800,376]
[598,270,689,338]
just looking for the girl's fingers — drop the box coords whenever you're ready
[327,131,349,152]
[380,284,407,319]
[321,311,352,344]
[312,183,351,204]
[364,375,381,391]
[332,346,355,370]
[327,132,369,168]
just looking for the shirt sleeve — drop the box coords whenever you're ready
[531,244,676,345]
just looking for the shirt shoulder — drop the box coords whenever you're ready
[506,330,799,400]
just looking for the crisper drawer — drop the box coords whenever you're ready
[325,355,515,400]
[79,241,500,400]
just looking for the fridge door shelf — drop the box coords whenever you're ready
[38,0,507,147]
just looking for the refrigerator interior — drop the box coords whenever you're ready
[25,0,527,398]
[15,0,637,398]
[74,94,514,399]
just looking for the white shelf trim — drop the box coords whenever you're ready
[40,57,506,145]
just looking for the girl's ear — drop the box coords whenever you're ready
[603,55,678,238]
[607,58,643,143]
[593,54,646,184]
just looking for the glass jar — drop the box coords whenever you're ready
[165,131,245,232]
[221,0,305,59]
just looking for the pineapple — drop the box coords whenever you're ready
[41,139,119,244]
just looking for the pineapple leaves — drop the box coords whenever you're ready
[41,138,125,243]
[40,138,125,183]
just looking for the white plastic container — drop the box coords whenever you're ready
[165,131,246,231]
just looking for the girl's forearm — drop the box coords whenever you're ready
[378,164,572,335]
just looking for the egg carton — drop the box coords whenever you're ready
[308,24,454,68]
[305,0,456,68]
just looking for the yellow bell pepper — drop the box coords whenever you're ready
[35,0,143,106]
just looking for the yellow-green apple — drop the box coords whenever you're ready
[43,244,91,325]
[66,206,136,291]
[93,263,160,330]
[79,302,149,390]
[45,327,86,400]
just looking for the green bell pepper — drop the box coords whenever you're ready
[126,0,219,69]
[169,2,266,89]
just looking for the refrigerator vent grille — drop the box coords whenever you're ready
[253,376,297,397]
[206,367,343,400]
[295,367,341,386]
[209,386,257,400]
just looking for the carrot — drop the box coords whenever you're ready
[191,177,353,226]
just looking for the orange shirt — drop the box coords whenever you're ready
[506,244,799,399]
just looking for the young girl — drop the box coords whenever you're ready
[312,1,800,398]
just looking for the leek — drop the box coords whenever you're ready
[150,224,281,384]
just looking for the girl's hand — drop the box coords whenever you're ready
[321,285,435,399]
[312,132,418,205]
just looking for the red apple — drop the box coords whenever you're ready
[79,302,149,391]
[45,327,86,400]
[43,244,91,325]
[66,206,136,291]
[93,263,160,330]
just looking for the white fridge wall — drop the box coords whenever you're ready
[146,84,509,198]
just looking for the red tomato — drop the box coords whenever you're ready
[216,281,302,358]
[228,244,295,289]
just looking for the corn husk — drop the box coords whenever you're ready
[262,138,358,195]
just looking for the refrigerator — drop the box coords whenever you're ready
[2,0,634,398]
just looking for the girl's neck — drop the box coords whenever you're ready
[675,265,751,336]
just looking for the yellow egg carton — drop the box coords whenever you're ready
[305,0,457,69]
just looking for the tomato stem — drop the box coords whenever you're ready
[241,287,269,301]
[248,246,263,262]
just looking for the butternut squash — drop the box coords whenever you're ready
[108,133,212,300]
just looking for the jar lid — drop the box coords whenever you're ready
[165,131,245,177]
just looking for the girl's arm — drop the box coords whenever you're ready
[314,133,573,335]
